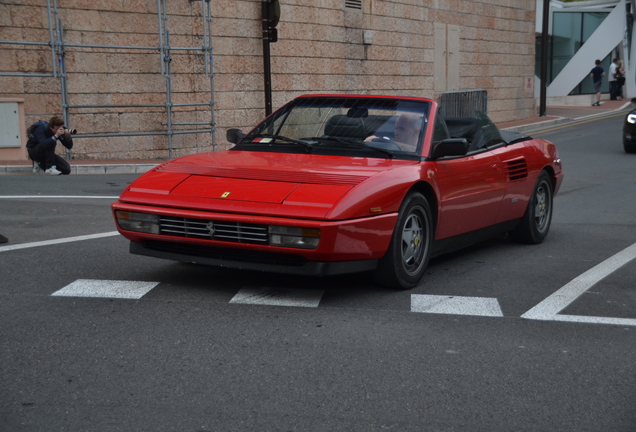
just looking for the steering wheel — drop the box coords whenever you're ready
[368,137,402,151]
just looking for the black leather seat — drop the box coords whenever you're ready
[324,115,366,139]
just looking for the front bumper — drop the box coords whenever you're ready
[130,240,378,276]
[113,202,398,274]
[623,117,636,140]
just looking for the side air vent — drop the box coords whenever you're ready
[504,159,528,182]
[345,0,362,9]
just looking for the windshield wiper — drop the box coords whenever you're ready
[307,136,395,158]
[247,133,314,151]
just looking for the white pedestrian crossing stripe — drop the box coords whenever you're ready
[49,279,634,326]
[230,287,324,308]
[521,242,636,327]
[51,279,159,299]
[411,295,504,317]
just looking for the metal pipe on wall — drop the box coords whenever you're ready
[46,0,57,77]
[0,73,55,77]
[52,0,72,160]
[204,0,217,151]
[262,0,273,116]
[164,28,174,160]
[539,0,549,117]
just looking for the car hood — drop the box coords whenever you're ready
[119,150,419,219]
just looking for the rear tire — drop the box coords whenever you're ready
[374,193,433,290]
[509,171,553,244]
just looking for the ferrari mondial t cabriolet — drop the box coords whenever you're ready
[112,95,563,289]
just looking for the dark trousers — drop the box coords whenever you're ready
[616,84,624,100]
[27,145,71,175]
[610,81,618,100]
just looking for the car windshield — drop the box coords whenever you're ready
[233,96,432,159]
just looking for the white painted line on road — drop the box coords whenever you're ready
[551,314,636,326]
[0,195,119,199]
[51,279,159,299]
[230,287,324,308]
[0,231,120,253]
[522,242,636,326]
[411,295,504,317]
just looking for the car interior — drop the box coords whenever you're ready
[299,106,526,156]
[323,114,397,141]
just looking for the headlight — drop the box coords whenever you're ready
[627,114,636,124]
[269,226,320,249]
[115,211,160,234]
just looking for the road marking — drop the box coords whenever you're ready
[230,287,324,308]
[0,195,119,199]
[532,112,627,134]
[51,279,159,299]
[411,295,503,317]
[0,231,120,253]
[550,314,636,326]
[522,242,636,326]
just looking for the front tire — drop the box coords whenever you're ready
[375,193,433,290]
[623,137,636,153]
[509,171,553,244]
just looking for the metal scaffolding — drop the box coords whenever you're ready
[0,0,217,159]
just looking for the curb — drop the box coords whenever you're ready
[0,163,159,176]
[500,117,572,134]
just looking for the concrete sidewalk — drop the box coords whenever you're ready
[0,159,165,176]
[2,100,633,176]
[497,99,633,134]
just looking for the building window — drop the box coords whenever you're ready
[345,0,362,9]
[536,11,614,95]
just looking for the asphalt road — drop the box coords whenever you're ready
[1,113,635,431]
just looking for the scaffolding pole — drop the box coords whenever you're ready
[47,0,58,77]
[203,0,217,151]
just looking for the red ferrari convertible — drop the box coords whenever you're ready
[112,95,563,289]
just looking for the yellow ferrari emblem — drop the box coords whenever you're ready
[414,237,420,246]
[221,192,231,198]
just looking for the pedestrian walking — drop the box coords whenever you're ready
[590,59,605,106]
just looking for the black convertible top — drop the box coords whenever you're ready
[499,129,531,145]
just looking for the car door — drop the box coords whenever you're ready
[433,149,506,240]
[490,143,537,225]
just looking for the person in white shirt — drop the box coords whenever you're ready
[609,58,619,100]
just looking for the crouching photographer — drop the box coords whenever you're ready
[26,116,75,175]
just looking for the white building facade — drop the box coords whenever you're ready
[536,0,636,104]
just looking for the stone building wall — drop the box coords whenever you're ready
[0,0,536,160]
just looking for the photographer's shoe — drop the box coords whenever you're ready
[45,166,62,175]
[32,161,41,174]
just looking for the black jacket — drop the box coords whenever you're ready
[26,123,73,151]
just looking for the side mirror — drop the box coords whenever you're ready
[226,128,246,144]
[431,138,469,159]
